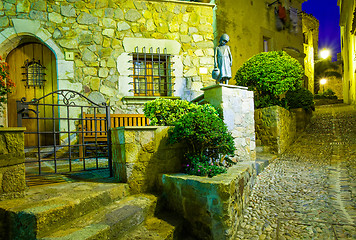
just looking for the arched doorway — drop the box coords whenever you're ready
[7,42,58,147]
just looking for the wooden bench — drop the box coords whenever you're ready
[78,113,150,158]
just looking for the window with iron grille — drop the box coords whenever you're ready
[130,47,174,96]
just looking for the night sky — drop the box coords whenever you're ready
[302,0,341,61]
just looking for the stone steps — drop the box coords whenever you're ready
[1,181,184,240]
[40,194,158,240]
[0,182,130,239]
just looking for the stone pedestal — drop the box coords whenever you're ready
[202,84,256,161]
[0,127,26,200]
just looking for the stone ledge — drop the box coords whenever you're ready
[122,96,181,105]
[201,84,249,91]
[0,127,26,132]
[145,0,215,7]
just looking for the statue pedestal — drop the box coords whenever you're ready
[202,84,256,161]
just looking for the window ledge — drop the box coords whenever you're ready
[122,96,181,105]
[144,0,215,7]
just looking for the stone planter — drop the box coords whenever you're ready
[161,162,256,240]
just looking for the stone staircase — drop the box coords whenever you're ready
[0,182,183,240]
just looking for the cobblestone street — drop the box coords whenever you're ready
[237,104,356,240]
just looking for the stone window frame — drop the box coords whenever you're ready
[117,38,184,105]
[131,47,174,97]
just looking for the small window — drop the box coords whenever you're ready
[131,47,174,96]
[22,59,46,88]
[263,37,271,52]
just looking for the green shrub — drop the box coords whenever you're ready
[314,89,338,99]
[143,98,219,125]
[285,87,314,110]
[168,106,236,177]
[234,51,304,108]
[184,156,228,178]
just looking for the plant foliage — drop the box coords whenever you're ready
[234,51,304,108]
[285,87,314,110]
[0,56,15,104]
[143,98,219,126]
[144,98,235,177]
[168,105,236,177]
[314,89,338,99]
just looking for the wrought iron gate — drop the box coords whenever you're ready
[16,90,112,176]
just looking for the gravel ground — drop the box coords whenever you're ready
[237,104,356,240]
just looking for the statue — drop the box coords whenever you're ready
[213,34,232,84]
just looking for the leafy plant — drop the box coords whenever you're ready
[0,56,15,104]
[314,89,338,99]
[183,156,227,178]
[234,51,304,108]
[143,98,219,125]
[0,55,15,123]
[285,87,314,110]
[168,105,236,177]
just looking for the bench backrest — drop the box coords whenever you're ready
[81,113,150,141]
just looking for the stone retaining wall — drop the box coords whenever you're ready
[0,128,26,200]
[161,162,256,240]
[111,126,185,193]
[255,106,296,154]
[290,108,313,132]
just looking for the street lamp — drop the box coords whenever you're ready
[320,49,331,60]
[320,78,327,92]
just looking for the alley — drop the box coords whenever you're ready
[237,104,356,240]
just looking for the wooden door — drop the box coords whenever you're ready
[7,43,58,147]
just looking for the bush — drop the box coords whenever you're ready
[285,87,314,111]
[314,89,338,99]
[144,98,220,125]
[234,51,304,108]
[168,105,236,177]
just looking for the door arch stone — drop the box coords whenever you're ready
[0,19,75,126]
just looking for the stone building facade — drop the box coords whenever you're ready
[214,0,307,84]
[338,0,356,105]
[302,13,319,94]
[0,0,217,127]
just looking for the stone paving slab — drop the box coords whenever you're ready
[237,104,356,240]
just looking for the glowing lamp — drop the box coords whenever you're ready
[320,49,331,59]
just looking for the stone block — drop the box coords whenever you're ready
[111,127,185,194]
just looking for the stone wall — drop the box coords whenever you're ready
[255,106,296,154]
[0,0,216,123]
[202,84,256,161]
[161,162,256,240]
[0,128,26,200]
[111,126,185,194]
[290,108,313,132]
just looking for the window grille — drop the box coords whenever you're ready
[129,47,174,96]
[22,58,46,88]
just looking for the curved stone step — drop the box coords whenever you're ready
[40,194,158,240]
[119,212,184,240]
[0,182,129,239]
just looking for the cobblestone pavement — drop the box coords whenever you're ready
[237,104,356,240]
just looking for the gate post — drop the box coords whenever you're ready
[106,105,113,177]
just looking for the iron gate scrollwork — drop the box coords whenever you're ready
[16,89,112,177]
